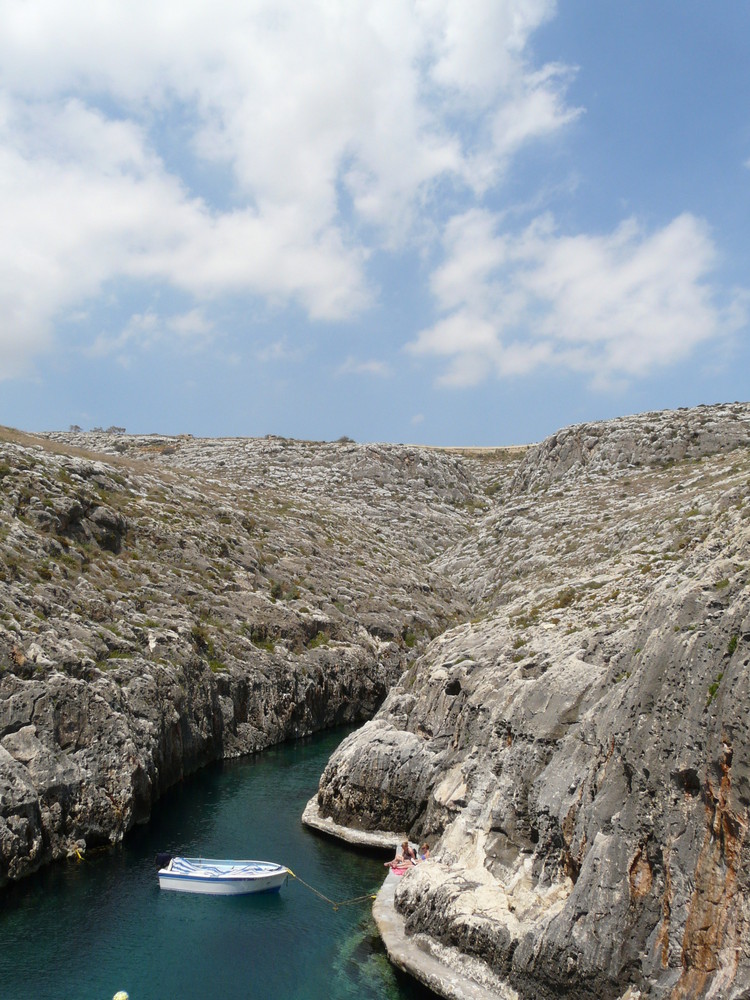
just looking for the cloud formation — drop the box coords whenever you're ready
[336,356,392,378]
[0,0,742,403]
[0,0,573,379]
[409,209,745,388]
[87,309,215,367]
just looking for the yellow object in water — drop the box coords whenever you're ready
[113,992,129,1000]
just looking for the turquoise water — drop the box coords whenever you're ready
[0,730,435,1000]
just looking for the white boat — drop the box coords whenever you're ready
[157,856,289,895]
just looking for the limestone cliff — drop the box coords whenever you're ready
[311,402,750,1000]
[3,403,750,1000]
[0,428,477,882]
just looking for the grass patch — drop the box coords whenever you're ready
[511,605,540,629]
[191,622,214,653]
[269,580,301,602]
[552,587,576,609]
[707,673,724,706]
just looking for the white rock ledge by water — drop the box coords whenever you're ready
[373,871,518,1000]
[301,795,404,851]
[303,800,518,1000]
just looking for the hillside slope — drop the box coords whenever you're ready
[0,429,495,882]
[311,402,750,1000]
[3,403,750,999]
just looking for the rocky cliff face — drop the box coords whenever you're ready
[4,404,750,999]
[0,428,481,883]
[312,402,750,1000]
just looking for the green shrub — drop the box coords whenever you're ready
[707,672,724,706]
[37,561,53,581]
[191,623,212,653]
[249,627,275,652]
[269,580,300,602]
[552,587,576,609]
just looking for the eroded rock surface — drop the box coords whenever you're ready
[312,402,750,1000]
[4,403,750,999]
[0,429,483,883]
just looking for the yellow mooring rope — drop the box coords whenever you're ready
[285,868,377,911]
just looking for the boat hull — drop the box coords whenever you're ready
[158,857,288,896]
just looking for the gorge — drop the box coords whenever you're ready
[1,401,749,999]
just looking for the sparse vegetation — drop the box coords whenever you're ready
[307,631,330,649]
[552,587,576,609]
[1,406,750,916]
[707,672,724,706]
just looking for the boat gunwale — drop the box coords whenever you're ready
[158,857,288,885]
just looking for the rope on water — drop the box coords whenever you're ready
[285,868,377,911]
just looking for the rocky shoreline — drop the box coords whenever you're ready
[2,402,750,999]
[306,402,750,1000]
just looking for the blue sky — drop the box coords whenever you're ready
[0,0,748,446]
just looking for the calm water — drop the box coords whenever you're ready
[0,729,436,1000]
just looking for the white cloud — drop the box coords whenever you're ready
[167,309,215,342]
[420,0,557,94]
[256,338,308,364]
[410,210,746,387]
[490,64,581,160]
[0,0,578,379]
[87,309,215,366]
[336,356,392,377]
[0,94,370,378]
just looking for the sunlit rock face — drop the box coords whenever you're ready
[0,428,481,884]
[313,402,750,1000]
[3,404,750,998]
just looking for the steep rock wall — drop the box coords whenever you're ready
[0,429,483,885]
[312,402,750,999]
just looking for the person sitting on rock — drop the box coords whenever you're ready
[402,840,418,864]
[418,843,430,861]
[385,840,417,867]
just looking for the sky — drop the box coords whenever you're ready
[0,0,748,446]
